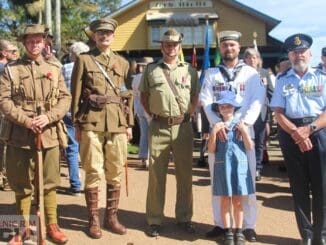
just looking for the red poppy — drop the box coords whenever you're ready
[46,72,52,79]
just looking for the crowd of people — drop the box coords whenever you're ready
[0,16,326,245]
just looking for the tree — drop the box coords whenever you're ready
[0,0,122,48]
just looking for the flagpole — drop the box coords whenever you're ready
[199,15,211,85]
[253,31,258,51]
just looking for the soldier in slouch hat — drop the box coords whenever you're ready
[0,23,71,244]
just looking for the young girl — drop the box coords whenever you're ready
[208,91,254,245]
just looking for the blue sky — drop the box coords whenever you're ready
[120,0,326,66]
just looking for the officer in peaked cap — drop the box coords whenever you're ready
[219,30,242,43]
[283,33,313,52]
[271,33,326,244]
[71,16,133,239]
[89,17,118,33]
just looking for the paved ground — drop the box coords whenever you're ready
[0,137,301,245]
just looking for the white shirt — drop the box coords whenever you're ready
[199,62,265,128]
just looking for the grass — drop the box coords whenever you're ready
[127,144,139,154]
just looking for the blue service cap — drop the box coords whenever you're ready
[283,33,312,52]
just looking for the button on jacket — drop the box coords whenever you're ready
[0,55,71,149]
[139,59,199,117]
[71,48,134,133]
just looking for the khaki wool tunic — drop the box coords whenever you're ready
[0,55,71,149]
[71,48,134,132]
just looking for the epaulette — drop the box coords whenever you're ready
[45,58,62,68]
[277,67,291,79]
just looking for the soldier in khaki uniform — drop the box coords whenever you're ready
[0,24,71,244]
[139,28,200,237]
[71,18,133,239]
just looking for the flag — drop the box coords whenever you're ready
[202,23,211,70]
[199,21,211,85]
[179,46,185,62]
[191,44,197,68]
[214,35,221,66]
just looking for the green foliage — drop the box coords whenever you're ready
[0,0,122,45]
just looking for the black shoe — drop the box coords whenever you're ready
[223,231,234,245]
[206,226,224,237]
[300,238,312,245]
[255,170,262,181]
[177,221,195,234]
[243,229,257,242]
[278,165,287,172]
[197,158,207,167]
[145,224,160,237]
[69,189,81,196]
[235,232,246,245]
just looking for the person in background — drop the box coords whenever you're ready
[243,48,274,181]
[196,105,210,167]
[276,58,292,78]
[140,28,199,237]
[0,24,70,244]
[131,57,153,168]
[317,47,326,72]
[270,33,326,245]
[126,59,138,89]
[0,39,18,72]
[0,39,19,191]
[62,41,90,196]
[200,30,265,242]
[71,17,133,239]
[208,90,254,245]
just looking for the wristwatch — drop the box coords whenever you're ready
[309,122,317,133]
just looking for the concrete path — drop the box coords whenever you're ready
[0,138,300,245]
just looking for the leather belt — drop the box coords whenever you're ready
[153,113,190,126]
[89,94,121,104]
[289,117,317,126]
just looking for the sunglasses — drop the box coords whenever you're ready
[6,50,18,54]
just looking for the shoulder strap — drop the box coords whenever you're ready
[162,68,179,97]
[162,68,185,114]
[90,55,119,95]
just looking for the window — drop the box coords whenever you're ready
[150,24,215,47]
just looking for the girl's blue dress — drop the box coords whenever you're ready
[213,119,254,196]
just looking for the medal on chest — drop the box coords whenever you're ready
[298,83,323,97]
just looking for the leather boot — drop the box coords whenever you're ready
[103,184,126,235]
[85,187,102,239]
[46,224,68,244]
[8,227,32,245]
